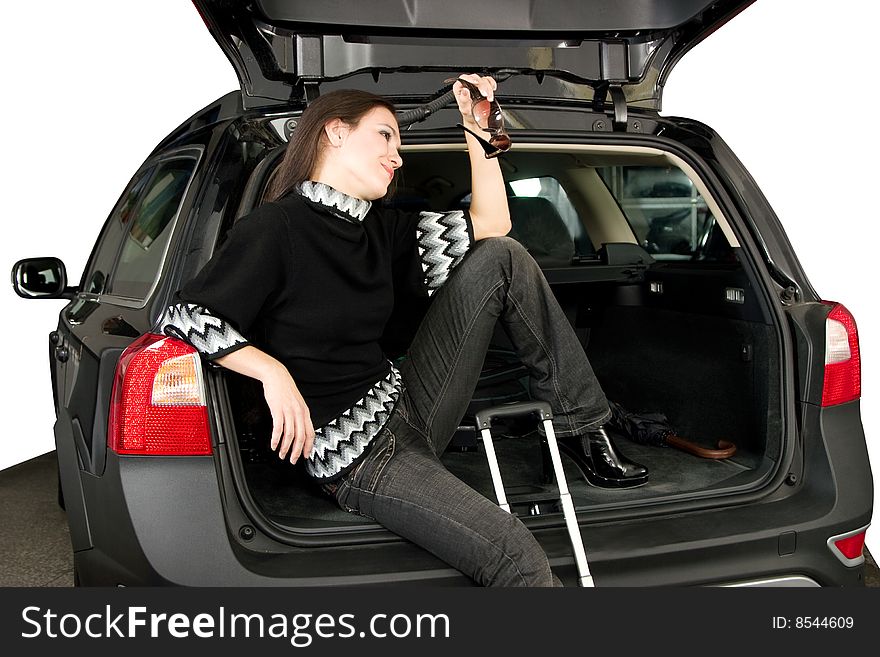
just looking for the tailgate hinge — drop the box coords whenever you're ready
[294,34,323,103]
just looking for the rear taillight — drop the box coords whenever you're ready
[827,527,868,567]
[821,302,861,407]
[108,333,212,455]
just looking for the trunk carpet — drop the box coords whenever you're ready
[244,432,753,525]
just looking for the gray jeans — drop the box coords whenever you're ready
[325,237,610,586]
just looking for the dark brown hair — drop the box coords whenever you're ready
[264,90,397,203]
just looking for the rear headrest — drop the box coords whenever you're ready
[507,197,574,267]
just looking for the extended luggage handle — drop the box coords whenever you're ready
[475,400,553,429]
[476,400,595,587]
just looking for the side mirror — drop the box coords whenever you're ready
[11,257,76,299]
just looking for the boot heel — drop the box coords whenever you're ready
[542,435,606,487]
[555,432,649,489]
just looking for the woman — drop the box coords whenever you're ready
[158,74,647,586]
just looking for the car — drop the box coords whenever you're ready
[11,0,873,586]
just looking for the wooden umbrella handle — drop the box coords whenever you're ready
[666,435,737,459]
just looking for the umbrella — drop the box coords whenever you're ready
[607,400,736,459]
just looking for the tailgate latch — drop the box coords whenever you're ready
[592,82,628,132]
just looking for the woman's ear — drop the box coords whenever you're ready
[323,119,348,147]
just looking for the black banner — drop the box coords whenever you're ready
[0,587,875,655]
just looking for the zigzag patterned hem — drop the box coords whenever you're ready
[306,438,381,486]
[304,364,402,481]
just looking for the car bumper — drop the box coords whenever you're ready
[74,403,871,587]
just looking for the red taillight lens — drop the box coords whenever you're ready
[108,333,212,455]
[821,302,861,407]
[828,528,868,566]
[834,532,866,560]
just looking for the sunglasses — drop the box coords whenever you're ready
[444,77,512,158]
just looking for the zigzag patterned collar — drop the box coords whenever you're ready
[297,181,372,224]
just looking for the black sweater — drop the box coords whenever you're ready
[159,181,474,480]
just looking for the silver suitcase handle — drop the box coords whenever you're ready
[477,401,595,587]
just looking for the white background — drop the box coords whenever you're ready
[2,1,876,551]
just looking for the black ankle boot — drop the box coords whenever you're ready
[550,427,649,489]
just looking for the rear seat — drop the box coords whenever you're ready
[507,196,574,267]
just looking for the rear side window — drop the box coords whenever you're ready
[82,155,197,302]
[108,158,196,299]
[83,170,154,295]
[598,165,731,262]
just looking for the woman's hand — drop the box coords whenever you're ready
[451,73,497,130]
[447,73,511,239]
[261,363,315,464]
[215,345,315,464]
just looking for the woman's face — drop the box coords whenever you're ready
[321,106,403,201]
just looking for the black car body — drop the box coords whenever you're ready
[12,0,872,586]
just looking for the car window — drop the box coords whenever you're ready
[107,158,196,300]
[81,169,154,295]
[597,165,732,262]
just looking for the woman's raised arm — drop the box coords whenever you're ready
[451,73,511,240]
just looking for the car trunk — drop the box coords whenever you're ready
[230,304,779,528]
[193,0,779,537]
[217,141,783,532]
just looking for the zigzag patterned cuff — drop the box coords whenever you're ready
[157,303,248,360]
[416,210,472,296]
